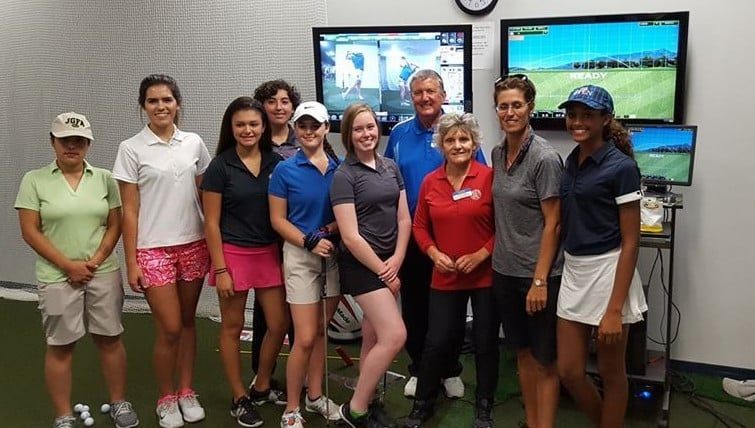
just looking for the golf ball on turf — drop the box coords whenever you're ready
[74,403,84,413]
[80,411,91,420]
[100,403,110,413]
[81,405,90,413]
[84,417,94,426]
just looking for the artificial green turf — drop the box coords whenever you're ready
[1,299,753,427]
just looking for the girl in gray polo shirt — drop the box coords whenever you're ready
[491,75,564,428]
[330,102,410,428]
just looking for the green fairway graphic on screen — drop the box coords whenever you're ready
[502,12,688,128]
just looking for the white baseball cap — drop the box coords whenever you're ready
[50,112,94,141]
[292,101,329,123]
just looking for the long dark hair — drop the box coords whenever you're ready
[604,115,633,158]
[138,74,182,125]
[323,138,340,165]
[216,97,272,156]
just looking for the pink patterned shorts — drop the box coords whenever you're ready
[136,240,210,288]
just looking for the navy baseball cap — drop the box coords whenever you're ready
[558,85,614,114]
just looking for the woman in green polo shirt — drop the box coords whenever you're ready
[15,112,138,428]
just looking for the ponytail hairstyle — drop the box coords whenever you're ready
[139,74,182,125]
[323,138,340,166]
[603,115,634,159]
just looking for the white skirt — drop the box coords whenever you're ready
[557,247,648,326]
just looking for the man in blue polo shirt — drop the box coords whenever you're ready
[384,69,486,399]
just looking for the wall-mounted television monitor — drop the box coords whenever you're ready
[313,25,473,135]
[628,124,697,193]
[501,12,689,130]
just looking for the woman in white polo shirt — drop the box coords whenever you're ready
[113,75,211,428]
[16,112,138,428]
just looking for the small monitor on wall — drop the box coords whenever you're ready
[501,12,689,130]
[313,25,473,135]
[628,124,697,192]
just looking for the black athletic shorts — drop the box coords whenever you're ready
[338,250,390,297]
[493,272,561,365]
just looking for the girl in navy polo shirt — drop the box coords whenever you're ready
[202,98,287,427]
[269,101,342,427]
[556,85,647,427]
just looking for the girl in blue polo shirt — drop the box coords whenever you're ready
[269,101,342,427]
[556,85,647,427]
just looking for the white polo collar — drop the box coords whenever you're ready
[142,124,185,146]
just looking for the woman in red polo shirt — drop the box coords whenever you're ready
[406,112,498,428]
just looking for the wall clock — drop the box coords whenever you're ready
[455,0,498,16]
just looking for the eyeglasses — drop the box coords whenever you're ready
[495,102,531,113]
[494,74,529,87]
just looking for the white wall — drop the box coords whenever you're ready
[1,0,752,371]
[0,1,326,287]
[326,0,755,370]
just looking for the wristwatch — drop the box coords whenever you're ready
[533,278,547,287]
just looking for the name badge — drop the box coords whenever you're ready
[452,188,474,201]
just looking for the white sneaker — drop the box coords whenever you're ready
[177,389,206,422]
[442,376,465,398]
[156,396,184,428]
[723,378,755,402]
[280,408,305,428]
[304,395,341,421]
[403,376,418,398]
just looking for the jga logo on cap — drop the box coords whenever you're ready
[65,117,86,128]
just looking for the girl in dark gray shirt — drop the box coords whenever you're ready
[330,103,411,428]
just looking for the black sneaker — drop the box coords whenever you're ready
[369,401,397,428]
[230,396,264,428]
[404,400,433,428]
[248,384,288,406]
[340,402,373,428]
[472,398,494,428]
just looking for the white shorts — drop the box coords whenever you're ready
[282,242,340,304]
[38,270,125,345]
[557,248,647,326]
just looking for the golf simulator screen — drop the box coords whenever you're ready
[628,124,697,188]
[501,12,689,129]
[313,25,473,135]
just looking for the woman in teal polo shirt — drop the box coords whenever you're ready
[15,112,138,428]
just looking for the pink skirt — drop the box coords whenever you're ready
[208,242,283,291]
